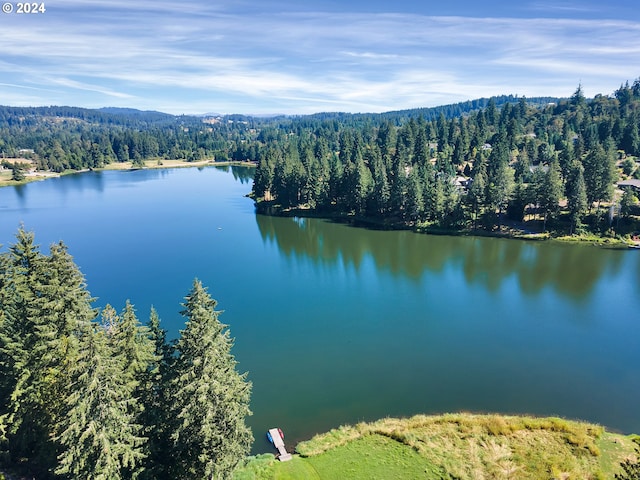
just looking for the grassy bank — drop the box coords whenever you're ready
[234,414,638,479]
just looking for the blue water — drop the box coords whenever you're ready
[1,166,640,452]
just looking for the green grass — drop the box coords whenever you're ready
[234,414,638,480]
[306,434,436,480]
[234,454,320,480]
[553,232,632,248]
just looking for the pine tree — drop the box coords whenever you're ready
[0,229,58,472]
[55,306,147,480]
[468,159,487,228]
[405,167,424,221]
[0,232,101,475]
[113,301,155,394]
[486,140,514,225]
[140,307,174,480]
[566,161,588,234]
[10,163,26,182]
[369,149,390,215]
[583,142,616,209]
[168,280,252,480]
[539,160,563,231]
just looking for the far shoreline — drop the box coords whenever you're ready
[0,158,256,188]
[2,160,637,249]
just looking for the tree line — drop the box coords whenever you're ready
[251,82,640,236]
[0,107,258,171]
[0,228,252,479]
[1,81,639,236]
[0,95,562,174]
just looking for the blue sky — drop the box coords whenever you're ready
[0,0,639,114]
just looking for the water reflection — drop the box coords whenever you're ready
[213,165,254,184]
[1,166,255,207]
[256,214,632,299]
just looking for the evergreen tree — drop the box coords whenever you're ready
[10,163,26,182]
[429,176,446,222]
[583,142,616,209]
[140,307,174,480]
[0,231,100,476]
[566,161,588,234]
[486,140,514,224]
[111,300,156,477]
[55,309,146,480]
[620,188,638,218]
[539,160,563,231]
[405,167,424,221]
[0,228,46,467]
[369,150,390,215]
[468,164,487,228]
[413,128,430,168]
[168,280,252,480]
[506,180,528,222]
[389,157,406,216]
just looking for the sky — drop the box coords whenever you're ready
[0,0,639,115]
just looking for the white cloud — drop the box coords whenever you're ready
[0,3,639,113]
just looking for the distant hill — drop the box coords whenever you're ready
[301,95,563,124]
[0,94,565,127]
[0,105,188,128]
[98,107,175,118]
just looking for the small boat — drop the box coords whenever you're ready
[266,428,285,444]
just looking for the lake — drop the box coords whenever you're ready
[1,166,640,452]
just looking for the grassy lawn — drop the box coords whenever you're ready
[307,434,436,480]
[99,158,215,170]
[234,414,638,480]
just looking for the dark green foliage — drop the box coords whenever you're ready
[55,311,146,480]
[566,161,588,233]
[10,164,25,182]
[246,79,638,237]
[0,230,99,475]
[139,308,174,480]
[2,79,639,236]
[620,188,638,218]
[0,229,252,479]
[168,280,253,480]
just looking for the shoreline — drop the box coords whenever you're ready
[3,163,636,249]
[0,159,256,188]
[236,413,638,479]
[254,202,637,249]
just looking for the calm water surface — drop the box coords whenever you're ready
[1,166,639,452]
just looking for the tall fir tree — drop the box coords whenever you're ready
[55,305,147,480]
[168,280,252,480]
[140,307,174,480]
[0,230,91,474]
[566,161,588,234]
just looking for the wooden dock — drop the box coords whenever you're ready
[268,428,292,461]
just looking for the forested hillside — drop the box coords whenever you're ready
[0,95,560,172]
[252,82,640,238]
[2,82,640,238]
[0,229,252,479]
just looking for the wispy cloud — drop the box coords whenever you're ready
[0,1,639,114]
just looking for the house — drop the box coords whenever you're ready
[452,176,471,192]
